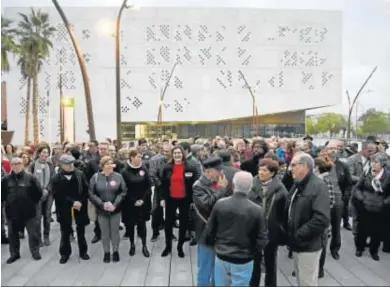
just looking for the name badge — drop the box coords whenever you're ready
[110,181,117,187]
[144,155,149,159]
[185,172,193,177]
[139,170,145,176]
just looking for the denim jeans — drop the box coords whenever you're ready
[214,256,253,287]
[197,244,215,287]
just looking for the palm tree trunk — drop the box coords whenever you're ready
[32,73,39,144]
[24,77,32,145]
[52,0,96,140]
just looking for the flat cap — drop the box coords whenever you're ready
[59,154,75,165]
[202,157,222,170]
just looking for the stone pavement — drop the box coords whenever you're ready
[1,221,390,286]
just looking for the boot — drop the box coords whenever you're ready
[142,245,150,258]
[103,252,110,263]
[161,245,172,257]
[177,244,185,258]
[6,254,20,264]
[151,231,159,242]
[113,251,120,262]
[129,243,135,256]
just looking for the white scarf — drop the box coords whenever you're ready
[371,168,384,193]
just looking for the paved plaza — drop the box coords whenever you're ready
[1,221,390,286]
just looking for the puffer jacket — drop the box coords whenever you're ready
[89,172,127,216]
[353,168,390,213]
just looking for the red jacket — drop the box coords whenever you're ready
[2,159,11,174]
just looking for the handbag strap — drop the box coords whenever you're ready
[266,194,276,221]
[193,204,208,224]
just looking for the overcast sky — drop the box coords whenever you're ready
[2,0,390,116]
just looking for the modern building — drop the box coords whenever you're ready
[3,7,341,143]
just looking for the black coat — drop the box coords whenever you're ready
[353,168,390,213]
[1,170,43,221]
[248,176,288,245]
[52,169,90,226]
[160,160,201,201]
[221,162,240,196]
[121,163,152,224]
[285,172,330,253]
[335,160,353,199]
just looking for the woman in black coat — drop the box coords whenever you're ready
[120,148,152,258]
[352,153,390,261]
[248,158,288,287]
[160,146,200,258]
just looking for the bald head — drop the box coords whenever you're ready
[233,171,253,194]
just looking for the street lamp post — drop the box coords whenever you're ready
[115,0,129,149]
[239,71,259,135]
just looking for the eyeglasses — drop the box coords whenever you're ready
[11,162,23,166]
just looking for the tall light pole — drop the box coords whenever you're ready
[116,0,130,149]
[239,71,259,135]
[346,66,377,140]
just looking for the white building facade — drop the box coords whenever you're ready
[3,7,342,144]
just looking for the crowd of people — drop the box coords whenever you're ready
[1,135,390,286]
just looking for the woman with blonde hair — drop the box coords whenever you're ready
[89,156,127,263]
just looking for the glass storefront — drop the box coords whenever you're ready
[121,122,305,140]
[121,110,306,140]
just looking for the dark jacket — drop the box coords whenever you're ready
[84,154,123,182]
[249,176,288,245]
[285,172,330,252]
[219,151,240,196]
[192,175,227,244]
[241,155,262,177]
[206,192,268,264]
[353,168,390,213]
[1,170,43,221]
[335,159,353,199]
[141,150,155,170]
[160,160,200,201]
[51,169,90,226]
[89,172,127,216]
[120,163,152,223]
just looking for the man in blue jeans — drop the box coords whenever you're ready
[193,157,228,286]
[205,171,268,286]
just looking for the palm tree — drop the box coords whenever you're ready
[1,16,18,73]
[17,8,55,144]
[17,49,35,145]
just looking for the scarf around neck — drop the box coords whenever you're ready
[34,160,50,189]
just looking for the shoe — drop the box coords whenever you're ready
[173,221,179,228]
[331,251,340,260]
[103,252,110,263]
[59,256,69,264]
[50,218,54,223]
[44,237,51,246]
[32,253,42,261]
[19,232,25,239]
[189,238,197,246]
[142,245,150,258]
[113,251,120,262]
[177,245,185,258]
[129,244,135,256]
[172,234,177,241]
[161,247,171,257]
[355,250,363,257]
[151,232,159,242]
[288,250,293,259]
[80,254,90,260]
[70,233,75,242]
[292,271,296,277]
[6,254,20,264]
[1,236,9,244]
[91,235,100,244]
[159,223,164,231]
[119,225,124,230]
[343,223,352,231]
[371,253,380,261]
[319,268,324,278]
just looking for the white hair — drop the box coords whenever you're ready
[217,141,226,150]
[294,152,314,170]
[232,171,253,194]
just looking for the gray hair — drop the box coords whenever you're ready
[370,152,388,167]
[217,141,226,150]
[295,152,315,170]
[232,171,253,194]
